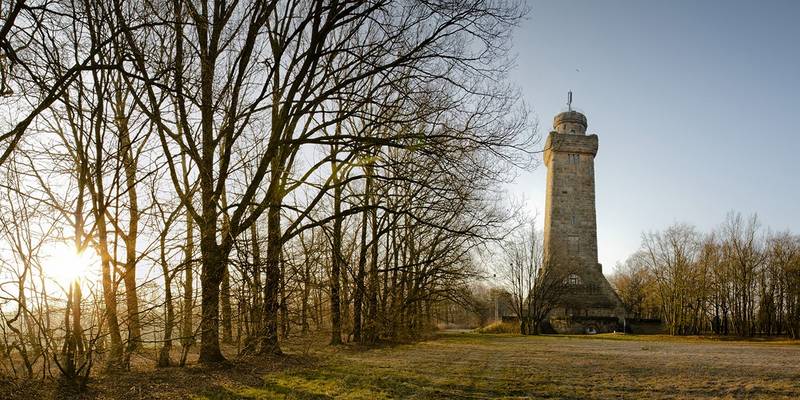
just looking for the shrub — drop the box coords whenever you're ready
[475,321,520,334]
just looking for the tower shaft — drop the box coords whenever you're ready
[542,110,624,331]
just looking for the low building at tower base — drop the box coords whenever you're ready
[546,316,621,334]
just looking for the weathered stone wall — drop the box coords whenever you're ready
[543,132,599,270]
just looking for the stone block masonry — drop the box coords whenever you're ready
[542,110,625,333]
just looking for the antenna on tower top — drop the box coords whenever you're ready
[567,91,573,111]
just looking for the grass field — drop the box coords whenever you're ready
[18,331,800,399]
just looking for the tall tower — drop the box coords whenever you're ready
[543,104,624,332]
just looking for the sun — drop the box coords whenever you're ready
[41,242,99,288]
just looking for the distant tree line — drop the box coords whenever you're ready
[612,212,800,338]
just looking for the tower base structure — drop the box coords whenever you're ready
[543,262,626,334]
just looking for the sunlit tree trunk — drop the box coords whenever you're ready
[88,82,123,366]
[114,85,142,349]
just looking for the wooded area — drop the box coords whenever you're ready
[0,0,534,389]
[612,213,800,338]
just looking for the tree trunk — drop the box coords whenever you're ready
[85,75,123,367]
[71,282,84,356]
[97,202,123,366]
[221,266,233,344]
[352,202,369,342]
[301,250,311,335]
[365,184,380,342]
[158,233,175,367]
[198,230,226,362]
[181,210,195,349]
[260,186,282,355]
[341,255,350,341]
[329,154,343,345]
[280,254,289,339]
[115,87,141,349]
[244,221,262,350]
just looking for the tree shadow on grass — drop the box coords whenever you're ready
[195,383,333,400]
[60,353,320,400]
[247,361,534,399]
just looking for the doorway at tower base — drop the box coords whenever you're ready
[546,315,622,334]
[544,305,625,334]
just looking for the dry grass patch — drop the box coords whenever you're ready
[14,332,800,399]
[475,321,519,334]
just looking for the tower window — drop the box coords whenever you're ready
[571,215,576,225]
[568,154,580,164]
[565,274,582,285]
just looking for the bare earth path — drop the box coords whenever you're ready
[30,332,800,399]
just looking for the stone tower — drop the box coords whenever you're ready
[543,107,624,333]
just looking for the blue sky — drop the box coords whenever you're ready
[508,0,800,272]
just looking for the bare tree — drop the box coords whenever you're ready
[611,251,660,320]
[498,218,565,335]
[641,223,707,335]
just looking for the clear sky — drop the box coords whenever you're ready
[509,0,800,273]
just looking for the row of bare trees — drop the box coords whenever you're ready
[493,216,565,335]
[613,212,800,338]
[0,0,533,386]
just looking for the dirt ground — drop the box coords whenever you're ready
[9,332,800,399]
